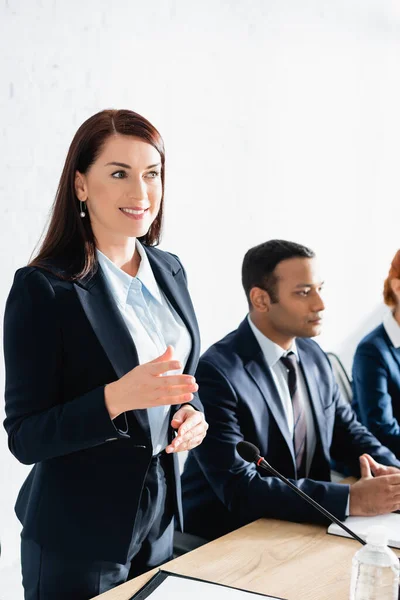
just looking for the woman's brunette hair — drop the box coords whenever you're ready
[30,109,165,280]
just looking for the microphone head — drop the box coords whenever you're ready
[236,441,261,463]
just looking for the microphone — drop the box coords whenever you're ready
[236,440,366,546]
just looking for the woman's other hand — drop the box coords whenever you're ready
[166,404,208,453]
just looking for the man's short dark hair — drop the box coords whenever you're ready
[241,239,315,308]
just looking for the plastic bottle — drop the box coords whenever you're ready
[350,525,399,599]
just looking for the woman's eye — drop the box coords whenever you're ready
[145,170,160,179]
[111,170,127,179]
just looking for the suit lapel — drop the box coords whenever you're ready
[297,344,330,461]
[74,269,151,437]
[144,247,200,375]
[384,328,400,371]
[245,354,296,466]
[237,320,295,465]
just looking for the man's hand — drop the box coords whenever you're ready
[362,453,400,476]
[166,405,208,454]
[349,454,400,516]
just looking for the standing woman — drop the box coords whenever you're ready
[3,109,207,600]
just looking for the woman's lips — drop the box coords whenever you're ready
[119,207,149,220]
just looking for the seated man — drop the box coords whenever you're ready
[182,240,400,541]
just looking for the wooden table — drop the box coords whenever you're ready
[92,517,396,600]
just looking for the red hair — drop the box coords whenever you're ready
[383,250,400,307]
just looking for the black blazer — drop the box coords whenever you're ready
[3,246,202,563]
[182,319,400,541]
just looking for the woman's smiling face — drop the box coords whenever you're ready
[75,134,163,243]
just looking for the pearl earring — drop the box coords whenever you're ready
[80,201,86,218]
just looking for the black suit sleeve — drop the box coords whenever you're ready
[192,358,349,526]
[3,269,128,465]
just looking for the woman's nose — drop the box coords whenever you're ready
[128,176,147,201]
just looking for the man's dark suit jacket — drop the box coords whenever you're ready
[352,323,400,457]
[3,246,202,563]
[182,318,400,541]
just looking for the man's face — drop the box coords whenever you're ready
[262,257,325,339]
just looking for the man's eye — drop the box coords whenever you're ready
[111,171,127,179]
[298,291,309,296]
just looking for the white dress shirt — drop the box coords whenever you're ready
[247,315,317,476]
[97,242,191,455]
[383,311,400,348]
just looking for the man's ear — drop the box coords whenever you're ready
[249,287,271,313]
[74,171,87,201]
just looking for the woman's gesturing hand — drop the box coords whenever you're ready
[166,404,208,453]
[104,346,198,419]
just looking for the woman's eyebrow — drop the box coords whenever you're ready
[104,161,161,169]
[104,161,131,168]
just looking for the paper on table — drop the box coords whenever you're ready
[327,513,400,548]
[133,571,284,599]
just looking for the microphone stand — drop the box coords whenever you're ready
[256,455,366,546]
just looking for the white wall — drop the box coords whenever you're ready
[1,0,400,597]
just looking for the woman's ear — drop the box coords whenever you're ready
[74,171,87,201]
[390,278,400,302]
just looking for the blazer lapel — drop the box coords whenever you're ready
[236,320,295,465]
[297,345,330,462]
[74,270,151,438]
[390,346,400,371]
[144,248,201,375]
[245,354,296,466]
[384,328,400,371]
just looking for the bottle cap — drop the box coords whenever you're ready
[366,525,390,546]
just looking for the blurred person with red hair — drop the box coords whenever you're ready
[352,250,400,457]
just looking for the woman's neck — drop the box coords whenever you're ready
[96,238,140,277]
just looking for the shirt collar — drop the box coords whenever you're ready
[383,310,400,349]
[96,241,163,308]
[135,241,163,304]
[247,314,299,367]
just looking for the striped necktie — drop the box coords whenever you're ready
[280,352,307,478]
